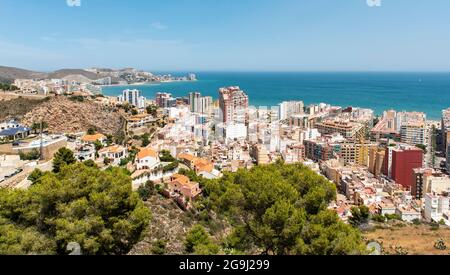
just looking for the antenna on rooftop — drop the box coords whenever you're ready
[39,120,44,161]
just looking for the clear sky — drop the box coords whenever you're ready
[1,0,450,72]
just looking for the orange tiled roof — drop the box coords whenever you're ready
[193,158,213,173]
[179,153,214,173]
[99,145,125,154]
[171,174,190,185]
[137,148,158,159]
[81,133,106,143]
[178,153,196,161]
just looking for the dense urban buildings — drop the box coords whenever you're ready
[155,92,176,108]
[219,86,249,124]
[118,89,147,109]
[189,92,213,115]
[390,145,424,189]
[3,77,450,246]
[442,108,450,171]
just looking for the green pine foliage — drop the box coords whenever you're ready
[201,162,367,255]
[0,163,151,255]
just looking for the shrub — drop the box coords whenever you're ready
[371,214,386,223]
[151,240,166,255]
[19,149,41,161]
[137,181,154,201]
[385,214,402,221]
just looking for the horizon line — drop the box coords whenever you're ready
[3,64,450,74]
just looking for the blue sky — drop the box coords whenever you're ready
[1,0,450,72]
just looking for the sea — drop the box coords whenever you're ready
[101,72,450,120]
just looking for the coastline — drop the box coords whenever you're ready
[100,72,449,120]
[100,79,198,88]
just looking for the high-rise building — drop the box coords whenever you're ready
[189,92,213,115]
[118,89,146,109]
[442,108,450,172]
[339,142,378,166]
[390,146,423,190]
[189,92,201,113]
[371,110,400,141]
[155,92,176,108]
[200,96,213,115]
[279,101,304,121]
[219,86,249,124]
[368,147,385,177]
[398,112,426,145]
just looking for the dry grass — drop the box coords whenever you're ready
[364,223,450,255]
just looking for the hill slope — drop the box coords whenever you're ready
[0,96,51,121]
[0,66,45,83]
[20,96,124,135]
[0,66,107,83]
[47,69,101,80]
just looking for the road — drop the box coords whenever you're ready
[0,160,53,189]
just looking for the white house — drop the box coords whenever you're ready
[424,193,450,224]
[81,133,107,146]
[99,145,128,166]
[135,148,160,170]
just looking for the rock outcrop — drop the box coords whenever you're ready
[21,96,124,135]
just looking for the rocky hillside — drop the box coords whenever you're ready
[20,96,124,135]
[129,195,192,255]
[0,96,51,121]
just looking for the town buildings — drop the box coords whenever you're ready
[168,174,202,200]
[5,73,450,225]
[278,101,305,121]
[155,92,176,108]
[424,192,450,225]
[189,92,213,115]
[98,145,128,166]
[0,120,31,142]
[442,108,450,172]
[389,145,423,190]
[316,119,366,141]
[135,148,160,170]
[413,168,450,199]
[118,89,147,109]
[81,133,107,146]
[219,86,249,124]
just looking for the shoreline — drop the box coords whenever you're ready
[100,79,198,88]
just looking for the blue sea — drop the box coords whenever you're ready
[102,72,450,120]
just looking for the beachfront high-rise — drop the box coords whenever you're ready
[189,92,201,113]
[118,89,146,109]
[442,108,450,172]
[189,92,213,115]
[155,92,176,108]
[279,101,305,121]
[219,86,249,124]
[398,112,426,146]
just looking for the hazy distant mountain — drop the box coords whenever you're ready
[0,66,121,83]
[47,69,101,80]
[0,66,46,83]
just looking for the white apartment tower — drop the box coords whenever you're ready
[279,101,305,120]
[118,89,147,109]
